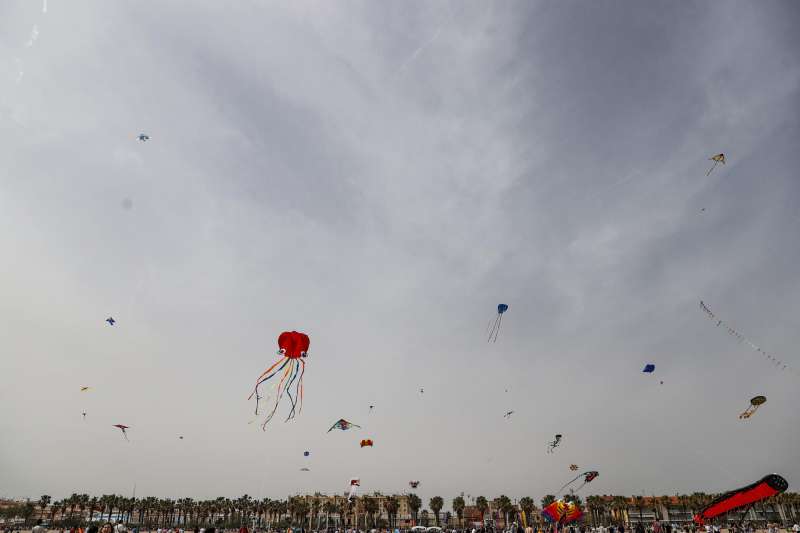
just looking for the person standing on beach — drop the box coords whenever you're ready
[33,519,48,533]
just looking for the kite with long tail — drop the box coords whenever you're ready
[699,301,795,374]
[556,470,599,495]
[488,304,508,342]
[694,474,787,525]
[113,424,130,441]
[248,331,309,429]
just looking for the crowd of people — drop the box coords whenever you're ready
[7,519,800,533]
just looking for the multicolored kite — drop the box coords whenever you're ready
[693,474,788,525]
[542,500,583,524]
[248,331,309,428]
[328,419,361,432]
[360,439,374,448]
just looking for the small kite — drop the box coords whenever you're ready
[739,395,766,419]
[360,439,374,448]
[707,153,726,176]
[541,500,583,525]
[369,405,374,413]
[569,464,578,471]
[106,317,115,326]
[488,303,509,343]
[80,386,90,392]
[137,133,150,142]
[700,301,793,373]
[112,424,130,441]
[82,411,86,420]
[642,364,655,373]
[547,434,562,454]
[348,478,360,500]
[328,419,361,432]
[694,474,787,525]
[409,481,420,489]
[419,387,424,394]
[303,450,310,457]
[300,467,310,472]
[556,470,599,495]
[248,331,309,428]
[179,436,184,440]
[504,410,514,419]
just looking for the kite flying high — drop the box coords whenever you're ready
[248,331,309,428]
[328,419,361,432]
[706,153,726,176]
[547,434,563,454]
[112,424,130,441]
[739,396,766,419]
[488,303,509,343]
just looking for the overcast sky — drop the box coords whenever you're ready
[2,0,800,508]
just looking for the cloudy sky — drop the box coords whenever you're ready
[2,0,799,508]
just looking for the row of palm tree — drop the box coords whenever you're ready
[9,491,800,529]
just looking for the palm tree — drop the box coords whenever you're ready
[611,496,628,525]
[494,496,513,528]
[49,500,61,523]
[38,496,51,521]
[363,496,379,528]
[408,494,422,526]
[476,496,489,524]
[633,496,645,525]
[453,496,466,528]
[385,497,399,529]
[429,497,444,526]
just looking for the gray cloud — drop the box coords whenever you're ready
[2,0,799,506]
